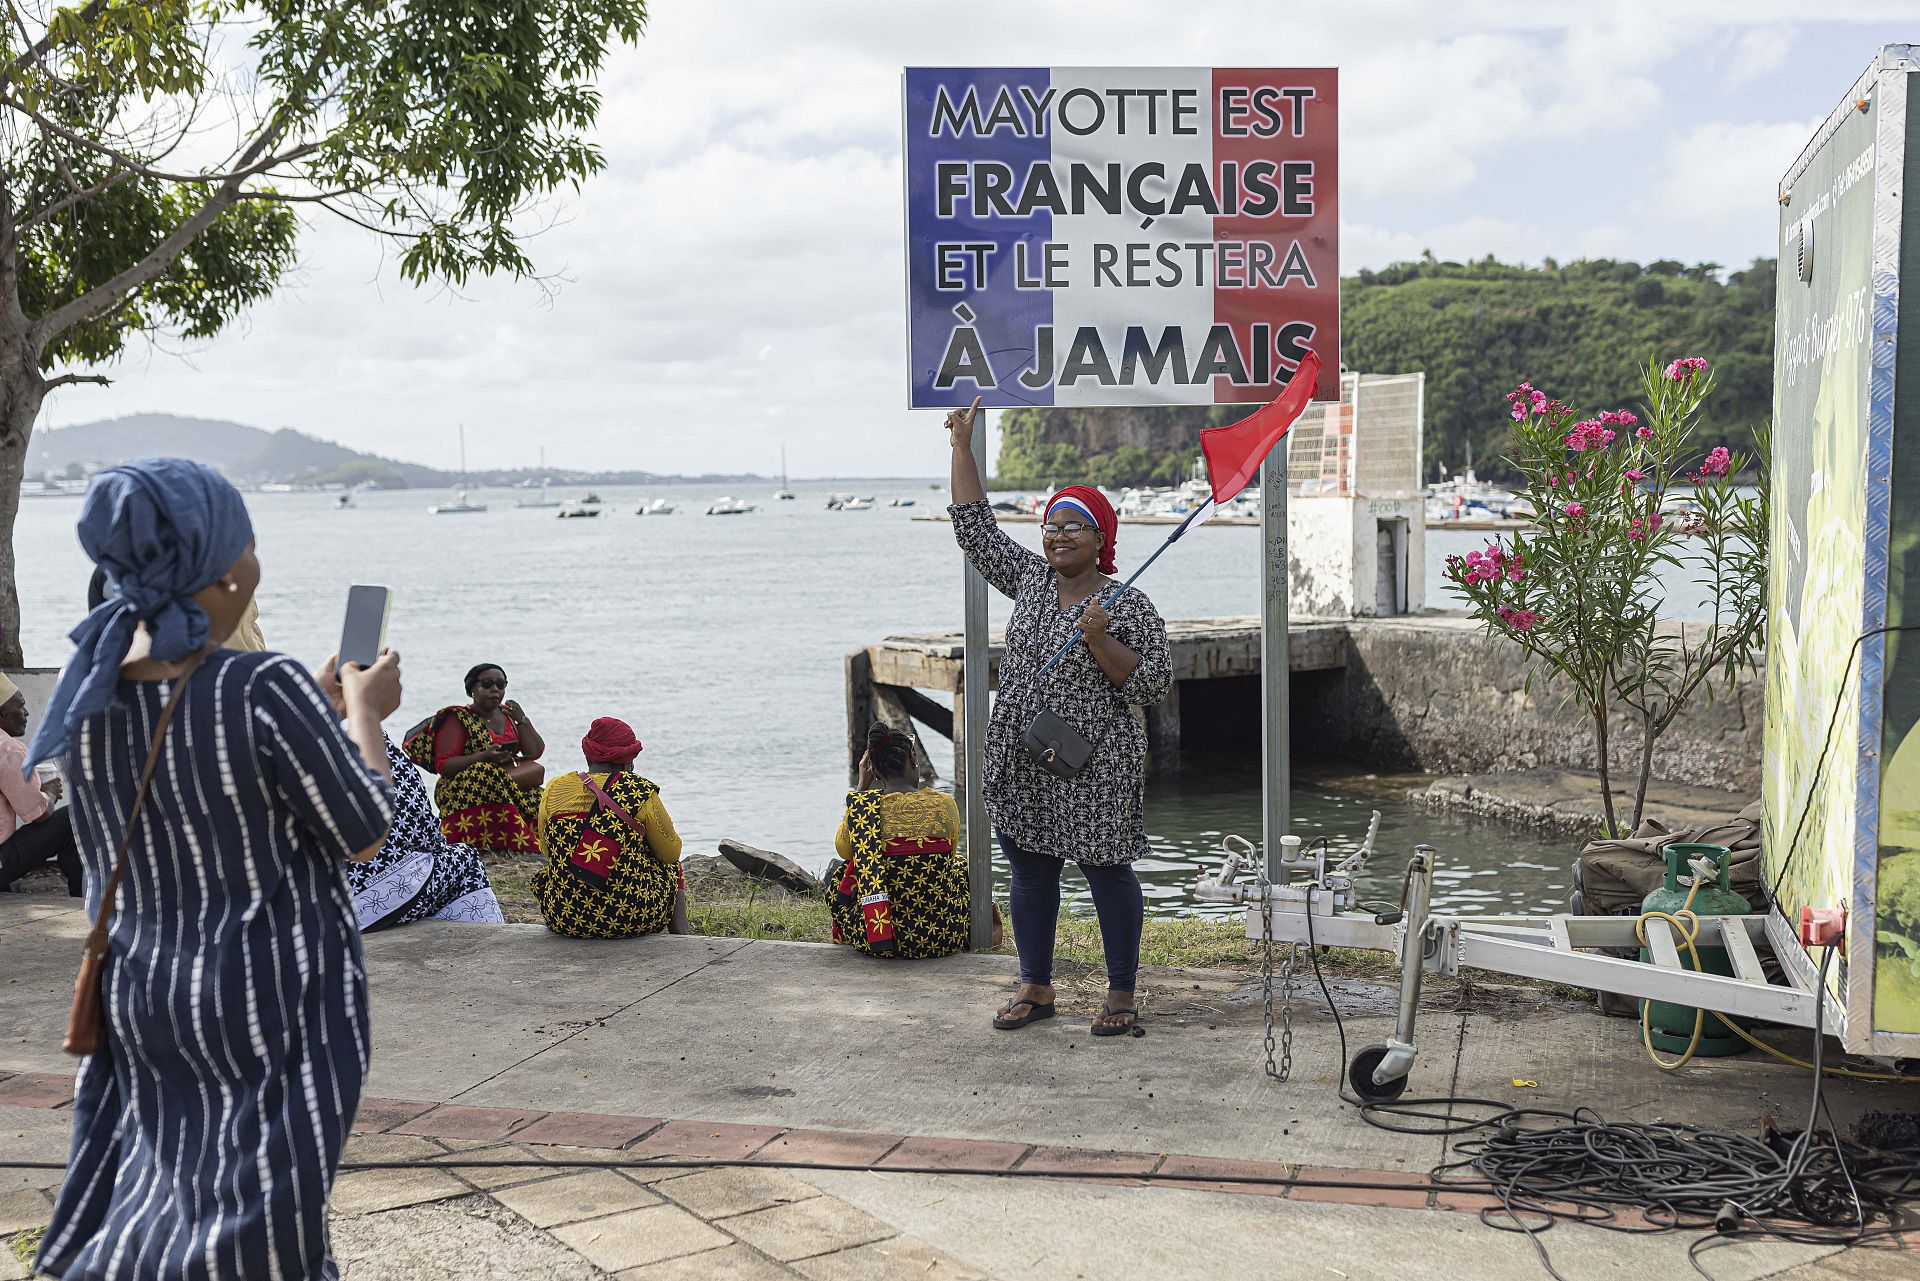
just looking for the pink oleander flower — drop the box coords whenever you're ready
[1511,404,1526,421]
[1626,469,1645,481]
[1530,390,1548,413]
[1563,501,1586,521]
[1664,356,1709,381]
[1598,410,1639,428]
[1497,605,1540,633]
[1648,511,1664,529]
[1627,518,1646,541]
[1547,475,1558,488]
[1636,426,1654,440]
[1564,419,1616,452]
[1698,445,1732,478]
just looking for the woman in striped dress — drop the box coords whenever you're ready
[26,459,401,1281]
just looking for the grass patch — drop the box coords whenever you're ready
[11,1226,44,1265]
[486,854,1408,978]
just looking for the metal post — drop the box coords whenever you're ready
[1260,453,1290,884]
[964,417,993,950]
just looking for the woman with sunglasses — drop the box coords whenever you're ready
[403,663,546,853]
[945,407,1170,1038]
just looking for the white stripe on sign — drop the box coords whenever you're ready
[1050,66,1215,407]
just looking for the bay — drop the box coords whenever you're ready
[15,480,1696,918]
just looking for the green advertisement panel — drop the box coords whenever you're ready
[1768,45,1920,1053]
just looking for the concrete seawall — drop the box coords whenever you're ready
[849,612,1761,795]
[1295,615,1762,794]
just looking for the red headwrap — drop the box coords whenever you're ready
[1046,485,1117,574]
[580,716,642,766]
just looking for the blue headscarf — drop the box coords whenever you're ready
[26,458,253,770]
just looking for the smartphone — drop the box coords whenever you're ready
[339,585,391,671]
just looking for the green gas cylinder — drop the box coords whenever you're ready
[1638,842,1752,1057]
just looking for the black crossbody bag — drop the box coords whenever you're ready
[1021,588,1125,781]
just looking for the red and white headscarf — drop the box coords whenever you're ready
[1045,485,1117,574]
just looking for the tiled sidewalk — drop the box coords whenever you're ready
[3,1071,1914,1279]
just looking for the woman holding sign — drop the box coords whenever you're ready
[946,403,1171,1037]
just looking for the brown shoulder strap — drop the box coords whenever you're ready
[579,771,645,840]
[81,651,208,962]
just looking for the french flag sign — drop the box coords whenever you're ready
[903,67,1338,409]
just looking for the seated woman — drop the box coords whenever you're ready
[403,663,546,853]
[311,657,505,929]
[824,723,981,959]
[532,716,688,938]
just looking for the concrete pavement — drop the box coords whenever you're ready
[2,896,1917,1279]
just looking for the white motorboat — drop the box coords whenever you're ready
[888,497,915,508]
[557,500,600,519]
[636,498,675,516]
[706,496,756,516]
[840,496,875,511]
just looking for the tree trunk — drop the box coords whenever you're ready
[0,345,46,669]
[1592,707,1618,835]
[1631,709,1658,832]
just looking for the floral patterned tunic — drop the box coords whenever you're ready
[950,500,1172,865]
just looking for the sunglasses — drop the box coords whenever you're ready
[1041,521,1093,536]
[475,677,508,690]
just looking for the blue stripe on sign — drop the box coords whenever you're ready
[905,66,1053,408]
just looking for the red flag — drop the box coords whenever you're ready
[1199,350,1324,503]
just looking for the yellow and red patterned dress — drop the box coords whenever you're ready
[824,788,968,959]
[532,770,682,939]
[402,706,542,853]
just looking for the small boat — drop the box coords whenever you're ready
[516,479,559,508]
[335,493,356,510]
[430,427,488,513]
[558,500,600,519]
[582,491,602,506]
[707,496,756,516]
[636,498,675,516]
[429,490,487,515]
[775,447,795,501]
[888,498,915,508]
[840,496,875,511]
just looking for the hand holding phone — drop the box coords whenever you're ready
[339,585,391,672]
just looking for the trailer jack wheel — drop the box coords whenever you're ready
[1348,1044,1409,1102]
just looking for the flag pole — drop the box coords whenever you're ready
[1033,500,1211,678]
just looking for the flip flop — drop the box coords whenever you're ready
[1091,1003,1144,1038]
[992,997,1056,1030]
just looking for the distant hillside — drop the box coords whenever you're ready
[25,414,767,488]
[29,414,453,488]
[997,255,1776,487]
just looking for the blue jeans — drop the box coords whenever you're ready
[999,833,1143,993]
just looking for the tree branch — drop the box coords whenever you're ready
[3,1,108,83]
[29,179,239,349]
[1,93,321,186]
[43,371,110,389]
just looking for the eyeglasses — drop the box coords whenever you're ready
[1041,521,1093,536]
[475,678,508,690]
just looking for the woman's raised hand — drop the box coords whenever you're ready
[502,699,528,725]
[341,650,403,722]
[1077,598,1111,639]
[944,396,982,450]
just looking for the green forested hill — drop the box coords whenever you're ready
[995,256,1776,487]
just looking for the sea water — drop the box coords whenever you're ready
[14,480,1654,917]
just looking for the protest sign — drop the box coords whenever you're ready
[902,67,1338,408]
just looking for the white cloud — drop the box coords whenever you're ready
[1640,118,1820,232]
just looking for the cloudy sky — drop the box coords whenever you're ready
[39,2,1920,477]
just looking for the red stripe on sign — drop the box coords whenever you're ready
[1211,68,1339,404]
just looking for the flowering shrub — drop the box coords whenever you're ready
[1445,356,1768,832]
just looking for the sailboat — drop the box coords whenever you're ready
[516,447,560,508]
[775,447,795,501]
[429,426,488,514]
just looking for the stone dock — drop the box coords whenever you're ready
[847,611,1761,801]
